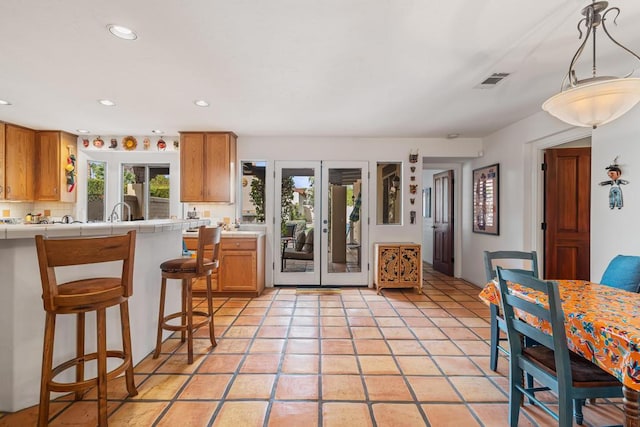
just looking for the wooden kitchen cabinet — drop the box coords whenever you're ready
[3,124,35,201]
[0,123,5,200]
[179,131,237,202]
[374,243,422,294]
[184,233,265,297]
[35,131,77,202]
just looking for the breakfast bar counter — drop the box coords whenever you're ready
[0,219,209,412]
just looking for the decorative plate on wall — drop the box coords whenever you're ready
[123,136,137,151]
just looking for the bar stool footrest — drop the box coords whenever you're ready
[48,350,133,393]
[160,310,212,332]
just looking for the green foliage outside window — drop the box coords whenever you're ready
[150,174,170,199]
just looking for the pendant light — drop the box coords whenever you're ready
[542,1,640,129]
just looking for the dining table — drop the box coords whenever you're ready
[479,279,640,427]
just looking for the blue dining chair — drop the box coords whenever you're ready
[483,250,539,372]
[600,255,640,292]
[496,268,623,427]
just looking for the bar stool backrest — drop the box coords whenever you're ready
[195,226,221,274]
[35,231,137,311]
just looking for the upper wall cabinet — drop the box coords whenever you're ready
[3,124,35,201]
[0,123,5,199]
[180,131,237,203]
[35,131,78,202]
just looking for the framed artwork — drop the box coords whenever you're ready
[472,163,499,235]
[422,187,432,218]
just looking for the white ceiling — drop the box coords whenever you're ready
[1,0,640,138]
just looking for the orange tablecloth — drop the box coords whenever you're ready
[480,279,640,392]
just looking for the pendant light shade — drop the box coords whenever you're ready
[543,77,640,128]
[542,1,640,128]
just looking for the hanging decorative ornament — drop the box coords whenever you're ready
[82,138,89,148]
[143,137,151,150]
[65,154,76,192]
[123,136,137,151]
[157,138,166,151]
[93,136,104,148]
[109,138,118,149]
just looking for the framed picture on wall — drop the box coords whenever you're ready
[472,163,499,235]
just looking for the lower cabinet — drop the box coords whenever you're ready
[374,242,422,294]
[184,233,265,297]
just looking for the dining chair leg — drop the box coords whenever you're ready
[96,308,108,427]
[573,399,586,425]
[75,312,85,400]
[489,304,500,371]
[38,312,56,427]
[153,277,168,359]
[205,275,216,348]
[120,301,138,397]
[508,363,522,427]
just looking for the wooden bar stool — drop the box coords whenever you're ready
[35,231,138,427]
[154,226,221,364]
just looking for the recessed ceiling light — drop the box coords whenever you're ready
[0,99,11,105]
[194,100,210,107]
[98,99,116,106]
[76,129,90,134]
[152,129,163,134]
[446,133,460,139]
[107,24,138,40]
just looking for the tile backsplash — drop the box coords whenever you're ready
[0,202,75,222]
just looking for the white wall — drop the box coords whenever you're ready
[237,136,482,287]
[461,106,640,287]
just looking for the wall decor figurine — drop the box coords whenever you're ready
[409,149,419,163]
[599,159,629,209]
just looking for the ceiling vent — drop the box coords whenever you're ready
[474,72,510,89]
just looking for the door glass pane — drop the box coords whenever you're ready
[121,164,170,221]
[280,167,315,273]
[377,162,402,224]
[327,168,362,273]
[87,161,106,222]
[241,161,266,223]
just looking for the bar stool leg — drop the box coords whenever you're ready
[186,278,194,364]
[120,301,138,397]
[96,308,108,427]
[181,279,187,343]
[154,277,168,359]
[75,312,85,400]
[205,275,216,348]
[38,312,56,427]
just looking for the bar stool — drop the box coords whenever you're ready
[154,226,221,364]
[35,231,138,427]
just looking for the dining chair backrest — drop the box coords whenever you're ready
[483,250,539,282]
[496,267,570,377]
[600,254,640,292]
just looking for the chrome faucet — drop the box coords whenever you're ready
[109,202,131,222]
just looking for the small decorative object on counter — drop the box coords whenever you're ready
[93,136,104,148]
[143,137,151,150]
[599,157,629,210]
[157,138,166,151]
[109,138,118,149]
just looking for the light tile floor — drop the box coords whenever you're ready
[0,265,625,426]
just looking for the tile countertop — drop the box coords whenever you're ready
[0,219,212,240]
[182,229,265,238]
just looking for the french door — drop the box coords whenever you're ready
[274,161,368,286]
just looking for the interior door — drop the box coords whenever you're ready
[433,170,454,276]
[544,147,591,280]
[274,161,368,286]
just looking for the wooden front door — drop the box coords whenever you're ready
[433,170,454,276]
[544,147,591,280]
